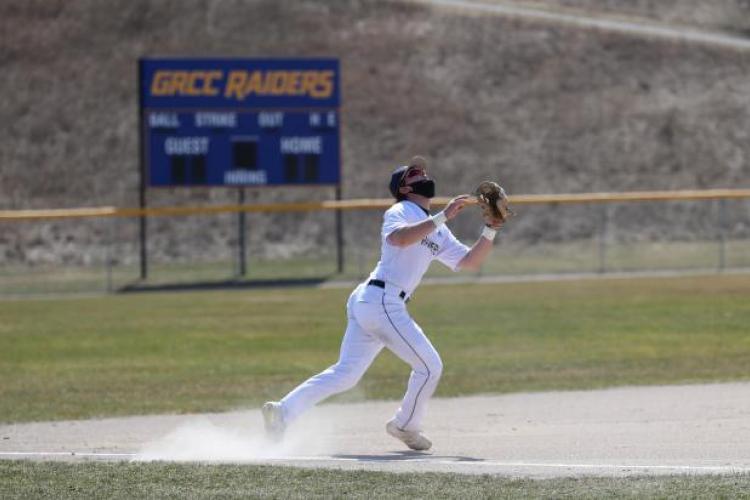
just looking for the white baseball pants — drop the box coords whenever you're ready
[280,282,443,431]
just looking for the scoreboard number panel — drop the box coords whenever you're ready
[139,58,340,187]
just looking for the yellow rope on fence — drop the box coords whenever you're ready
[2,189,750,221]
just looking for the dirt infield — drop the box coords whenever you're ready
[2,382,749,478]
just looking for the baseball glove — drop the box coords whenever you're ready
[474,181,514,227]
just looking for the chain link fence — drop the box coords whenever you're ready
[1,196,749,296]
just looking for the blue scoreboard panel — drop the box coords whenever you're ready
[139,58,340,187]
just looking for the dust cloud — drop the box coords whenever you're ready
[133,408,340,463]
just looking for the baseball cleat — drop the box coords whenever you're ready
[386,419,432,451]
[262,401,286,440]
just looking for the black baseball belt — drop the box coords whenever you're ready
[367,279,409,302]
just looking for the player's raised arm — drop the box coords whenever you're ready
[387,195,471,247]
[456,222,503,271]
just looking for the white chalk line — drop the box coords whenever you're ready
[1,451,748,473]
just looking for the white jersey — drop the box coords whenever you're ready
[368,200,470,297]
[280,200,468,434]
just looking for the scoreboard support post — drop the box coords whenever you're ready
[237,188,247,277]
[139,183,147,280]
[137,59,148,280]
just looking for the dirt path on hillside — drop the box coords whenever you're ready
[2,382,750,478]
[416,0,750,51]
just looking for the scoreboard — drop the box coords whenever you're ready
[139,58,340,187]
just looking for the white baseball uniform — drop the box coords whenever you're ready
[279,200,470,431]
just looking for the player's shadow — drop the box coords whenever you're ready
[332,451,484,462]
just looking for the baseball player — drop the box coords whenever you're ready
[262,156,506,451]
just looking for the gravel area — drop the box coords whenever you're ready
[2,382,750,478]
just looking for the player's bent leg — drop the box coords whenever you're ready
[393,343,443,432]
[398,352,443,424]
[276,314,383,427]
[376,301,443,433]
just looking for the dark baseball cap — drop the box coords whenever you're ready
[388,156,427,199]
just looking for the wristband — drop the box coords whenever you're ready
[481,225,497,241]
[431,211,447,227]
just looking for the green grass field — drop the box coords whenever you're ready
[2,461,750,499]
[2,274,750,497]
[1,274,749,423]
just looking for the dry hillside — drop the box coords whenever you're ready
[1,0,749,264]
